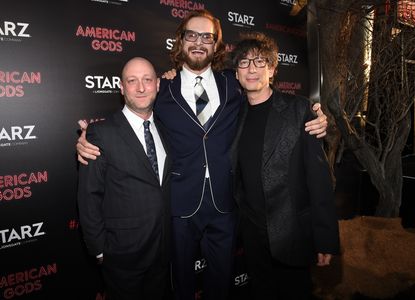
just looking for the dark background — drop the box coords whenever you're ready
[0,1,309,299]
[1,2,414,299]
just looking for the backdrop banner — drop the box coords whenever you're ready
[0,1,308,299]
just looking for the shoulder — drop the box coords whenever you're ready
[159,77,170,88]
[158,75,180,95]
[215,69,237,82]
[85,112,124,150]
[274,90,311,110]
[272,90,314,122]
[220,68,236,77]
[275,90,307,103]
[158,77,170,93]
[87,111,120,133]
[214,69,241,97]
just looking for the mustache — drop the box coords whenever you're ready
[188,46,208,52]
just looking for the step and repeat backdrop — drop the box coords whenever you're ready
[0,1,309,299]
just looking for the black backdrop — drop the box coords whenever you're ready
[0,1,309,299]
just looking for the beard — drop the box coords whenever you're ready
[181,46,214,71]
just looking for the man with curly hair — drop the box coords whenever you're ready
[231,32,340,299]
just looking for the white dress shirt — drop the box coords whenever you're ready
[122,105,166,186]
[180,66,219,178]
[180,66,220,117]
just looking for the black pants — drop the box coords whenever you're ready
[241,215,312,300]
[101,251,169,300]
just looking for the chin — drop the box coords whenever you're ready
[244,84,259,91]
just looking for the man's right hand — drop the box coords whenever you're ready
[77,120,101,165]
[161,68,177,80]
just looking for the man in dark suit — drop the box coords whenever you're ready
[154,10,242,300]
[76,10,329,300]
[231,32,340,300]
[77,57,171,300]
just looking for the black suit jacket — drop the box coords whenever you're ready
[77,110,171,267]
[232,90,339,266]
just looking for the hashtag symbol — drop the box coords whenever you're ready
[68,219,79,230]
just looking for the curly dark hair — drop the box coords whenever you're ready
[170,9,226,71]
[231,32,279,81]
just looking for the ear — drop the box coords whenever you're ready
[120,82,125,95]
[268,65,277,79]
[156,78,160,92]
[235,71,239,80]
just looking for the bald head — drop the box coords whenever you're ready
[122,57,157,81]
[120,57,160,120]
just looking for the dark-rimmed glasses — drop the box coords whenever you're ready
[237,57,268,69]
[182,30,217,44]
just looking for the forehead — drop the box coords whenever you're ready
[123,60,156,78]
[186,16,215,33]
[243,49,262,58]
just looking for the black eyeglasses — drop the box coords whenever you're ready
[182,30,217,44]
[237,57,268,69]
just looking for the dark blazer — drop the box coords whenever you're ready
[77,110,171,266]
[232,89,340,266]
[154,69,242,217]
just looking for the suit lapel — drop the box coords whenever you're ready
[154,120,171,186]
[230,100,248,171]
[168,76,199,124]
[206,71,228,131]
[113,111,158,181]
[263,91,290,167]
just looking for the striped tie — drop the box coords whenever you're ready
[194,76,210,128]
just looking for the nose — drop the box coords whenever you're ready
[195,35,203,45]
[248,61,257,72]
[136,80,145,92]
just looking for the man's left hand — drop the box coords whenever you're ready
[316,253,332,266]
[305,103,328,138]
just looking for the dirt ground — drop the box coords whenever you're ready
[312,216,415,300]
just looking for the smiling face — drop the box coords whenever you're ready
[120,57,160,119]
[181,16,217,73]
[236,50,276,101]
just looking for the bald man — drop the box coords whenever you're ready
[77,57,171,300]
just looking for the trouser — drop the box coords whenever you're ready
[101,251,169,300]
[171,183,237,300]
[241,215,312,300]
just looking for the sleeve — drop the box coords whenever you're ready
[303,106,340,255]
[77,124,107,256]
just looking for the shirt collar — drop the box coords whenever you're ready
[181,65,213,85]
[122,105,154,128]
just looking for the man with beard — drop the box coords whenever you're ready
[154,11,241,300]
[77,10,328,300]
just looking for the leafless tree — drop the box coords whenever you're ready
[315,0,415,216]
